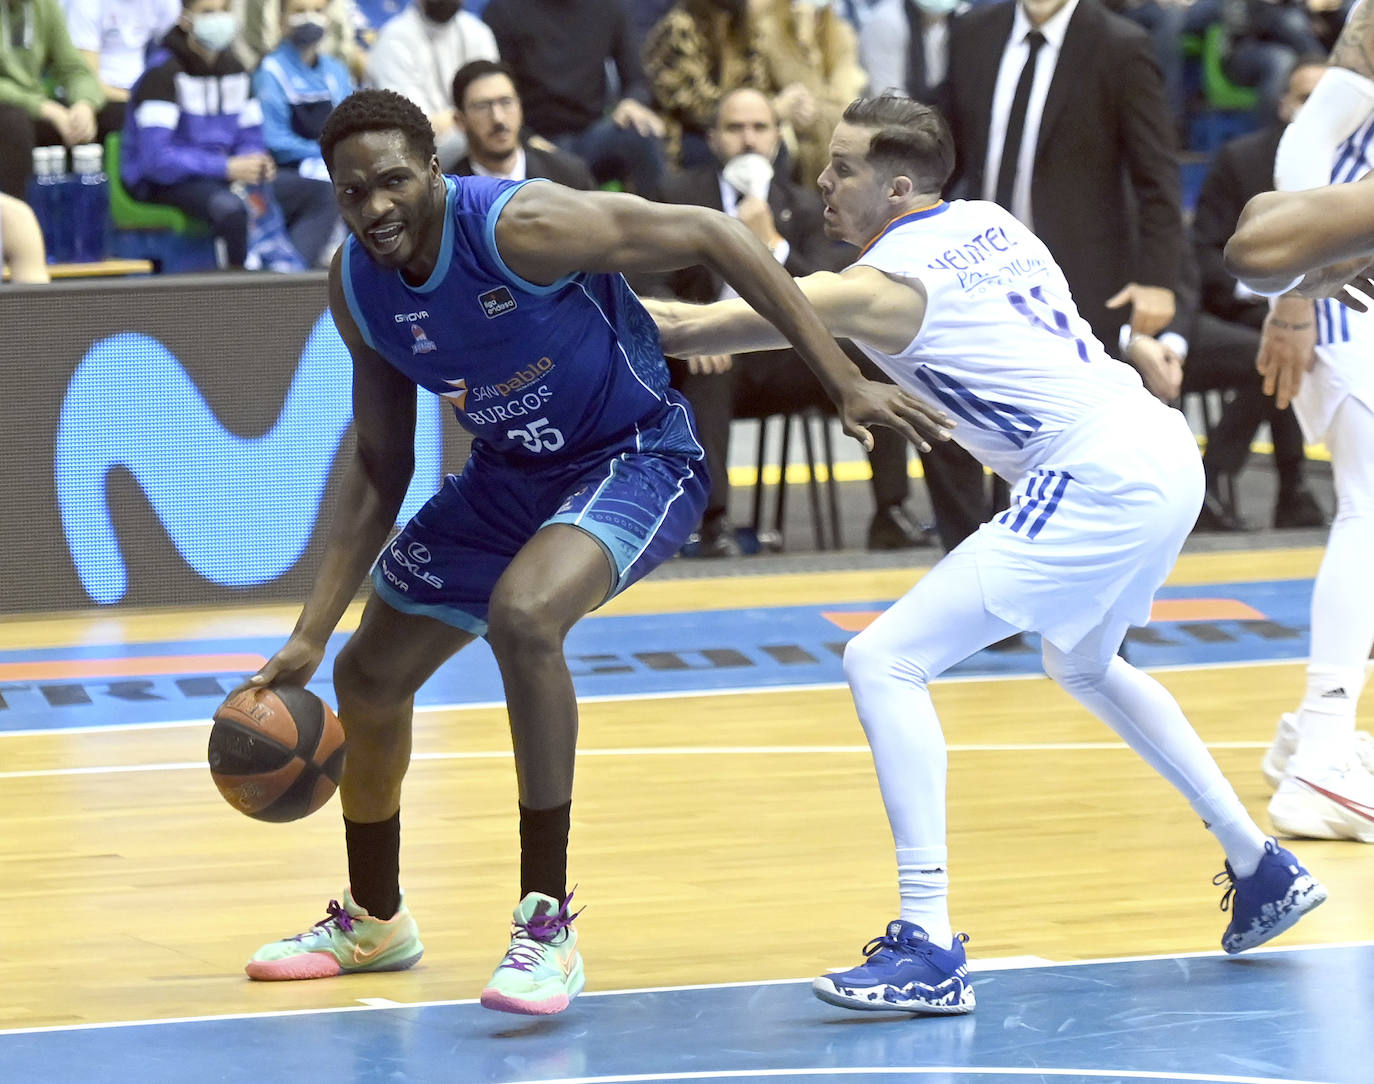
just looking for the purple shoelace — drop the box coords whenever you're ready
[293,899,354,941]
[499,891,583,973]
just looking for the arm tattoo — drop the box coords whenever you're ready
[1331,0,1374,78]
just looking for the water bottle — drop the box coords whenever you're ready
[25,148,52,251]
[71,143,110,262]
[44,146,78,263]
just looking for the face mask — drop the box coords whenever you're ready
[421,0,461,23]
[913,0,959,13]
[190,10,237,52]
[285,12,327,47]
[794,0,834,9]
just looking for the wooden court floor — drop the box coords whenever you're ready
[3,546,1372,1032]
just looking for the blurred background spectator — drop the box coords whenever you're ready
[481,0,666,195]
[365,0,497,169]
[234,0,366,81]
[450,57,595,186]
[61,0,179,132]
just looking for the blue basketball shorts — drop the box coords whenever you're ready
[370,397,707,635]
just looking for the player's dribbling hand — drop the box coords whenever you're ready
[840,380,953,453]
[240,635,327,693]
[1287,256,1374,313]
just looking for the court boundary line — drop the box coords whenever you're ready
[514,1069,1331,1084]
[0,654,1310,740]
[2,940,1368,1038]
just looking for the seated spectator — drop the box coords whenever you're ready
[236,0,366,81]
[481,0,666,196]
[1,193,50,282]
[753,0,868,187]
[62,0,181,132]
[364,0,497,170]
[252,0,353,266]
[1219,0,1328,120]
[642,0,774,168]
[653,88,932,554]
[450,59,595,187]
[1186,54,1328,529]
[0,0,116,198]
[123,0,334,268]
[1110,0,1223,125]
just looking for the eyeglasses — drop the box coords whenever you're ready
[466,96,517,116]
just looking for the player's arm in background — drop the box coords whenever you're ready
[491,183,951,453]
[1251,0,1374,407]
[644,264,927,359]
[246,249,420,687]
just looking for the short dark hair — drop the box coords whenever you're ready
[453,59,518,112]
[841,95,955,194]
[319,89,437,173]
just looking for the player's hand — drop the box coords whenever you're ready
[687,353,732,374]
[611,98,665,138]
[1127,334,1183,403]
[840,379,953,453]
[1287,257,1374,312]
[240,634,327,693]
[1106,283,1176,337]
[1257,296,1317,409]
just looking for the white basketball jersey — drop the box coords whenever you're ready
[854,199,1149,482]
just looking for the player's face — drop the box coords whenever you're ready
[459,73,522,160]
[816,123,892,246]
[331,129,445,274]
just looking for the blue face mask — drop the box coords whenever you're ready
[285,12,327,47]
[190,10,237,52]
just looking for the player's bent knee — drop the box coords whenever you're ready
[1041,644,1107,696]
[485,593,566,659]
[333,643,410,715]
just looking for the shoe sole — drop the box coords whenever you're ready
[810,976,976,1015]
[1223,875,1328,954]
[245,946,424,981]
[1270,784,1374,843]
[479,958,586,1015]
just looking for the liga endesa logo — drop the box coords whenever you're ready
[53,314,444,605]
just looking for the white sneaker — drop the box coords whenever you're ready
[1269,748,1374,843]
[1262,715,1374,791]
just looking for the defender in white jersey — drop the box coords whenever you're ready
[650,95,1326,1014]
[1225,4,1374,845]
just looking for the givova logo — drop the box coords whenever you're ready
[55,314,443,605]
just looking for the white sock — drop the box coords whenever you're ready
[1295,666,1365,765]
[896,853,952,949]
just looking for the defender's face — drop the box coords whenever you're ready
[816,122,891,247]
[330,129,443,271]
[460,73,523,160]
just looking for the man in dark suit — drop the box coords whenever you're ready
[451,60,596,189]
[1187,55,1328,530]
[927,0,1185,588]
[657,86,932,555]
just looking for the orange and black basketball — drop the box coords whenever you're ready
[208,685,346,822]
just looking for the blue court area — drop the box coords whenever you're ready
[0,577,1315,734]
[4,943,1368,1083]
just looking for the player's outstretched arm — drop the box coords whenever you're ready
[647,265,928,358]
[1225,175,1374,298]
[493,183,951,452]
[247,251,420,690]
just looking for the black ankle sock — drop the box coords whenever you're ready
[344,810,401,920]
[519,800,571,902]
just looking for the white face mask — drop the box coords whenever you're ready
[913,0,960,13]
[190,10,237,52]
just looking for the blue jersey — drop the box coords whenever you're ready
[341,175,682,463]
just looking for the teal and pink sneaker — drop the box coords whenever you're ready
[480,891,585,1015]
[245,889,424,980]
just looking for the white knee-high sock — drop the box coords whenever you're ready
[1299,398,1374,763]
[843,549,1018,946]
[1045,647,1268,877]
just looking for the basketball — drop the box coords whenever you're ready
[207,685,346,822]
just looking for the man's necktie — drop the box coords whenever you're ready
[993,29,1046,212]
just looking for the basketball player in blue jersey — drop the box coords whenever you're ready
[648,95,1327,1015]
[231,88,951,1016]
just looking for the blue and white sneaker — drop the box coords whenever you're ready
[1216,838,1327,954]
[811,920,975,1014]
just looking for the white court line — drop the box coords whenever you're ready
[0,740,1272,781]
[514,1070,1332,1084]
[0,654,1309,740]
[2,941,1368,1038]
